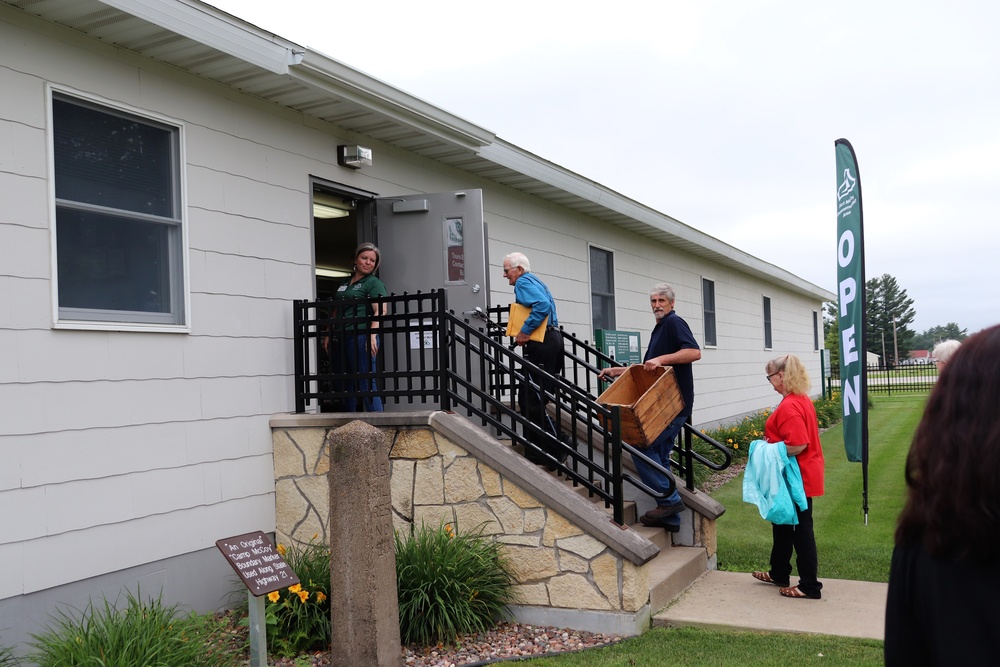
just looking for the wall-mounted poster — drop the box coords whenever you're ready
[446,217,465,282]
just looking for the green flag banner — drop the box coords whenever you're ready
[835,139,868,469]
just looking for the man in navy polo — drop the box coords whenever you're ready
[600,283,701,531]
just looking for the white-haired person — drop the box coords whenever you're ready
[931,339,961,371]
[502,251,568,467]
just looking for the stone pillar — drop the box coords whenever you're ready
[328,421,401,667]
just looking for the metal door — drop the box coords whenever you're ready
[375,189,490,411]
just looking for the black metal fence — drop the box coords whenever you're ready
[825,363,939,396]
[292,290,732,523]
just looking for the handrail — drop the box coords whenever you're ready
[486,304,733,494]
[293,291,733,523]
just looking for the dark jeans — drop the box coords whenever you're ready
[337,333,383,412]
[632,413,686,527]
[519,329,565,463]
[769,497,822,597]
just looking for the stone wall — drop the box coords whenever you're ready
[272,420,651,615]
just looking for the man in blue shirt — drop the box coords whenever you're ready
[599,283,701,531]
[503,252,568,466]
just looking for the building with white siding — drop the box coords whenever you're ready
[0,0,834,650]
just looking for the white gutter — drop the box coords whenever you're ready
[101,0,303,73]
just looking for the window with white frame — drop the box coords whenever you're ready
[702,278,717,346]
[763,296,773,349]
[52,93,185,326]
[590,246,615,332]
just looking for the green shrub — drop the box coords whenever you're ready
[255,536,332,657]
[395,522,516,647]
[28,589,235,667]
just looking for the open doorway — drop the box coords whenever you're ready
[311,183,376,300]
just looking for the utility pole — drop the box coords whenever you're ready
[892,318,899,368]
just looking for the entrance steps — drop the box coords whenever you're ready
[552,470,711,622]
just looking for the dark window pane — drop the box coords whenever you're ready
[53,98,174,218]
[702,278,717,346]
[763,297,773,349]
[57,207,174,313]
[592,295,614,332]
[590,247,612,292]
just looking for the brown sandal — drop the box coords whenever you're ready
[779,586,820,599]
[752,571,787,586]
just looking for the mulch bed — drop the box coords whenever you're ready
[213,611,622,666]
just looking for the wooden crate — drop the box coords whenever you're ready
[597,365,685,448]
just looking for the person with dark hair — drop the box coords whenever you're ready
[598,283,701,532]
[885,323,1000,665]
[330,242,387,411]
[751,354,825,599]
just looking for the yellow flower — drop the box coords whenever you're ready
[289,583,302,593]
[733,444,739,450]
[727,438,733,444]
[267,591,280,603]
[277,543,286,556]
[312,533,319,541]
[316,591,327,604]
[297,590,310,603]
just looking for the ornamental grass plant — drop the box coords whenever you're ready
[0,640,19,667]
[395,522,517,647]
[28,589,237,667]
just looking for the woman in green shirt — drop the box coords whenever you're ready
[332,242,388,411]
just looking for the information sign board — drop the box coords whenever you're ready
[216,531,300,597]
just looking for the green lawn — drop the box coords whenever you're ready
[712,393,926,582]
[526,627,885,667]
[523,394,926,667]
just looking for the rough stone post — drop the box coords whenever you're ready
[328,420,401,667]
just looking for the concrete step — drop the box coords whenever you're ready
[643,545,709,614]
[627,522,673,551]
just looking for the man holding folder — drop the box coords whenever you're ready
[503,252,567,465]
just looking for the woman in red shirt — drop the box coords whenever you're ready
[752,354,825,599]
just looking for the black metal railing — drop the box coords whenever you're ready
[482,305,732,493]
[825,363,939,396]
[293,291,733,523]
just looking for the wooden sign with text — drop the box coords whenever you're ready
[216,531,299,597]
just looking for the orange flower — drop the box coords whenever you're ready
[267,591,280,603]
[276,544,287,556]
[288,584,302,593]
[315,591,327,604]
[296,590,310,603]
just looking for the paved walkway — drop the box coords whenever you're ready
[654,570,888,640]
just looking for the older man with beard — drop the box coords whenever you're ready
[599,283,701,531]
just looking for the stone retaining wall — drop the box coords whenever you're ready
[272,421,650,615]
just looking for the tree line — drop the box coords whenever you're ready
[823,273,968,368]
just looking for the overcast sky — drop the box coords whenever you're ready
[207,0,999,336]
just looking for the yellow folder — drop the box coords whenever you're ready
[506,303,548,342]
